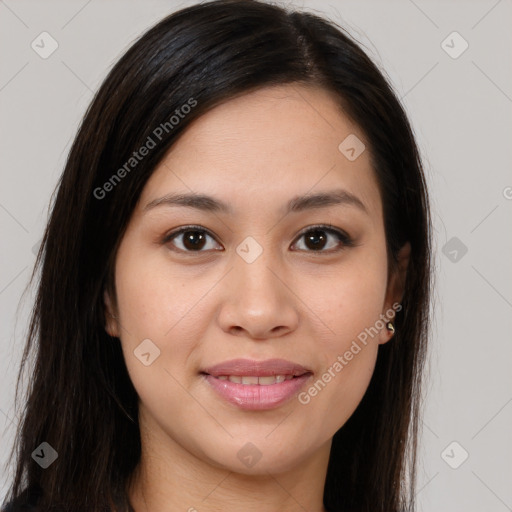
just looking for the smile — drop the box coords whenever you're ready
[215,375,295,385]
[202,372,312,410]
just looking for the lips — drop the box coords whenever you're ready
[202,358,311,378]
[201,358,313,410]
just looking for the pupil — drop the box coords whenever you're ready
[184,231,205,250]
[306,230,326,250]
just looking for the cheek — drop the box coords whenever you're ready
[303,254,388,352]
[294,253,387,419]
[299,345,378,441]
[113,257,205,422]
[113,244,215,395]
[114,244,202,340]
[295,290,383,439]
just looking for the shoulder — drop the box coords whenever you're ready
[2,502,39,511]
[2,486,42,512]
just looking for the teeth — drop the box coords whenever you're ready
[258,376,278,385]
[215,375,295,385]
[241,376,259,385]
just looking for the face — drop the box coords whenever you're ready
[105,83,409,476]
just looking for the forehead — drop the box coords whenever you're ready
[138,84,382,222]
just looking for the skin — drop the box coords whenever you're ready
[104,83,410,512]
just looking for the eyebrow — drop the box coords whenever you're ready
[144,188,368,215]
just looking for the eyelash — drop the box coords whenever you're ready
[161,224,355,255]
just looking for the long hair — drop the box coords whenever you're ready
[3,1,433,510]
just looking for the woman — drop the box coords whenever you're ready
[2,0,433,510]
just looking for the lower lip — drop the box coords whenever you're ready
[203,374,312,410]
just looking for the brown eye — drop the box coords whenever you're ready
[181,230,207,250]
[303,229,328,250]
[291,226,353,252]
[163,224,353,255]
[163,226,222,253]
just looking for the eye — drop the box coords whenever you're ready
[162,226,222,252]
[291,224,354,253]
[162,224,354,254]
[163,225,222,253]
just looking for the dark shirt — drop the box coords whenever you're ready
[2,488,136,512]
[3,502,36,512]
[2,503,136,512]
[2,504,135,512]
[2,485,41,511]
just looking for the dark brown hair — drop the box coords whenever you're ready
[3,1,432,511]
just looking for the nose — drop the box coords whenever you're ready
[216,248,299,340]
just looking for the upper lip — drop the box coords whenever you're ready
[202,358,311,377]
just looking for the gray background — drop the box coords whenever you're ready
[1,0,511,510]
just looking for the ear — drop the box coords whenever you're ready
[377,241,411,345]
[103,289,120,338]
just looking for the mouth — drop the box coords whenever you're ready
[200,358,313,410]
[204,374,303,385]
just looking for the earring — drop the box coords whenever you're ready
[386,321,395,335]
